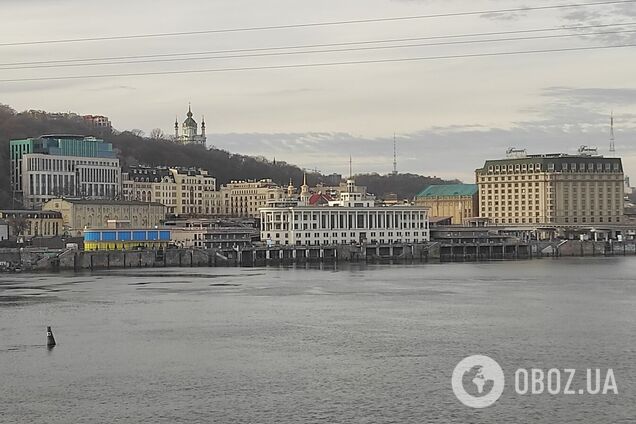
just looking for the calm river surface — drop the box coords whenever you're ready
[1,258,635,423]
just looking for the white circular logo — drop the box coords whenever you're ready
[452,355,505,408]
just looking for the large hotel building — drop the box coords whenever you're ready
[476,149,624,225]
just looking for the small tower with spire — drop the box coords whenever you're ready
[287,179,295,197]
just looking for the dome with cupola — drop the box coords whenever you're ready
[174,103,206,145]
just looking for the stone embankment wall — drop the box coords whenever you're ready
[1,243,440,272]
[3,240,635,272]
[556,240,636,256]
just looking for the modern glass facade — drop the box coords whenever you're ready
[11,135,115,158]
[10,135,119,208]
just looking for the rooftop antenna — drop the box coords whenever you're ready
[349,155,352,180]
[609,111,616,156]
[392,133,398,175]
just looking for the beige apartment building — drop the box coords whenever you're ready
[476,150,624,225]
[122,169,286,218]
[122,167,220,216]
[220,179,286,218]
[43,198,166,236]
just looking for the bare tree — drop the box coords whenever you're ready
[150,128,165,140]
[7,215,28,237]
[130,129,145,138]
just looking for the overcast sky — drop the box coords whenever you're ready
[2,0,636,182]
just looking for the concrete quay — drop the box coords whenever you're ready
[2,240,636,272]
[0,243,437,271]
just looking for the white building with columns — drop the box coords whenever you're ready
[260,179,430,246]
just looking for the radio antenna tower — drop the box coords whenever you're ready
[349,155,352,179]
[609,111,616,156]
[392,133,398,175]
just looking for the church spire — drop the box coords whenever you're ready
[300,173,310,205]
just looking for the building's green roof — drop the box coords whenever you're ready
[416,184,478,198]
[183,117,197,127]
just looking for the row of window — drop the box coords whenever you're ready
[27,156,118,172]
[490,216,621,224]
[268,239,426,246]
[485,162,620,173]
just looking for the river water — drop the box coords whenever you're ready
[1,258,635,423]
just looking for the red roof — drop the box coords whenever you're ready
[308,192,333,205]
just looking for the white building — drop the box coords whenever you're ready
[174,105,206,145]
[260,179,430,246]
[22,154,120,208]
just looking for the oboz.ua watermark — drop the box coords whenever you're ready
[452,355,618,408]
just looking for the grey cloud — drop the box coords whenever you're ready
[254,88,323,96]
[542,87,636,107]
[562,10,601,22]
[614,3,636,17]
[209,123,636,183]
[82,85,137,92]
[479,11,527,21]
[206,84,636,182]
[0,79,87,94]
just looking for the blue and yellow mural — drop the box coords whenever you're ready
[84,229,171,251]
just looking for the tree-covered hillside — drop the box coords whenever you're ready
[0,104,457,208]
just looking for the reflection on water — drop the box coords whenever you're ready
[1,258,635,423]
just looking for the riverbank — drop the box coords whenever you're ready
[1,239,635,272]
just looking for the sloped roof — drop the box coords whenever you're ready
[416,184,478,197]
[50,199,165,207]
[308,192,333,205]
[429,216,453,224]
[183,116,197,127]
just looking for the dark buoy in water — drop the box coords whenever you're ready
[46,326,56,348]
